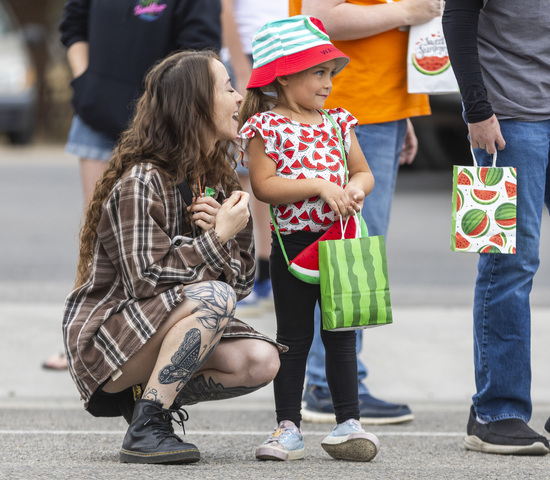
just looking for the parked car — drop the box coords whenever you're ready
[410,93,470,170]
[0,0,38,144]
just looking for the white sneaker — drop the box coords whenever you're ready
[321,418,380,462]
[255,420,305,461]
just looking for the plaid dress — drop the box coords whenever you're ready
[62,163,267,408]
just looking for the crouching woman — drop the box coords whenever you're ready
[62,51,282,464]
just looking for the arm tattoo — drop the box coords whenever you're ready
[172,374,268,407]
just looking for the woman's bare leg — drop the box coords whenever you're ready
[172,337,280,406]
[103,281,235,407]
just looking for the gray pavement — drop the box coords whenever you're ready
[1,144,550,479]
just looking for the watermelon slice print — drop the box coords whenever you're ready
[478,245,501,253]
[505,181,517,199]
[453,232,471,252]
[457,169,474,185]
[457,189,464,211]
[411,32,451,75]
[302,157,317,170]
[489,232,506,247]
[471,189,500,205]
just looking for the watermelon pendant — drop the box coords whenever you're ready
[288,215,363,284]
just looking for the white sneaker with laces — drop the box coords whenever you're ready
[255,420,305,461]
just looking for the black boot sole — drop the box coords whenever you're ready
[120,447,200,464]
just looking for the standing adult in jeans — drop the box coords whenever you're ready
[443,0,550,455]
[290,0,439,425]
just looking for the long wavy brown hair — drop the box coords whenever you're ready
[75,50,240,286]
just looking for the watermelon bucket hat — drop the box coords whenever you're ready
[247,15,350,89]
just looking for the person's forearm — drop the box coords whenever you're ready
[220,0,251,94]
[442,0,492,123]
[67,41,89,78]
[301,0,438,41]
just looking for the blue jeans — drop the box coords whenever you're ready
[306,120,408,393]
[65,115,117,161]
[472,119,550,423]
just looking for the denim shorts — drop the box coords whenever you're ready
[65,115,117,161]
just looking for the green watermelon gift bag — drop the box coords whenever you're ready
[451,149,517,254]
[319,214,393,331]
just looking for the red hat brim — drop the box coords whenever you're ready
[247,44,350,89]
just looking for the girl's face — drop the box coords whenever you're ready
[281,59,338,112]
[211,59,243,141]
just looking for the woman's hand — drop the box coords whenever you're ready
[214,191,251,244]
[188,195,222,232]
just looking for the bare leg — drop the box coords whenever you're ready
[173,337,280,405]
[80,157,107,208]
[103,281,236,408]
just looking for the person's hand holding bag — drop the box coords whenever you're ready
[214,191,251,244]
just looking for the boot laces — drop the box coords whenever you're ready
[143,403,190,440]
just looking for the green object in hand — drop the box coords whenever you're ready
[204,187,215,197]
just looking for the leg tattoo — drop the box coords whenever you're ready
[172,374,268,406]
[142,387,160,402]
[156,282,236,394]
[183,281,236,335]
[158,328,202,391]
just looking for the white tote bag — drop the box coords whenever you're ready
[407,0,459,94]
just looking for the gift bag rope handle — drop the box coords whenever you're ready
[270,110,362,266]
[470,145,497,168]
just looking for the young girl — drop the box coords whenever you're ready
[239,15,378,462]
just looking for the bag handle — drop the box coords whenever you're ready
[321,109,349,184]
[338,210,363,240]
[270,204,291,266]
[470,145,497,168]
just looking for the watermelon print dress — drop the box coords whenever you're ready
[240,108,358,234]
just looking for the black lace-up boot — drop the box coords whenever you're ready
[119,399,200,464]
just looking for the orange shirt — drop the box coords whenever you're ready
[289,0,430,124]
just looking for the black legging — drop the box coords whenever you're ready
[270,231,359,428]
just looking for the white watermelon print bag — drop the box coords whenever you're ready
[451,148,517,254]
[407,0,459,94]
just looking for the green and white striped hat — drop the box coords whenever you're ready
[247,15,349,89]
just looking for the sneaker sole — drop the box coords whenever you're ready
[301,406,414,425]
[464,435,550,455]
[255,446,304,461]
[321,433,380,462]
[119,447,200,464]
